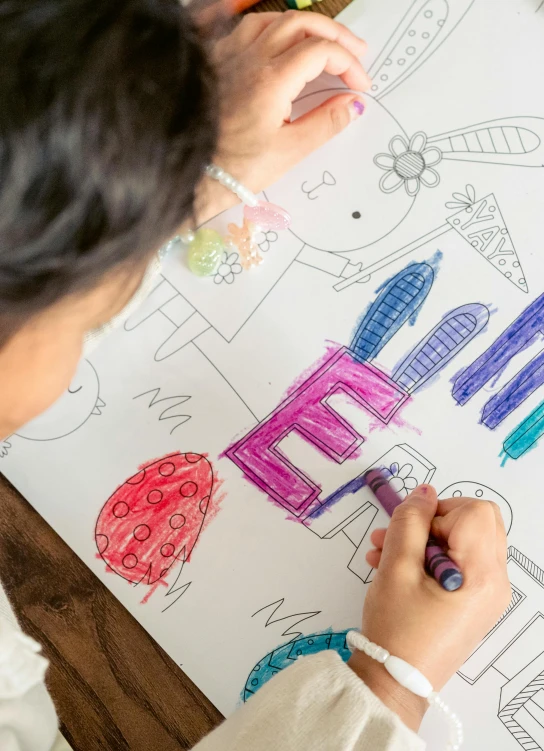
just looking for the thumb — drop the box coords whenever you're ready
[381,485,439,568]
[287,93,365,160]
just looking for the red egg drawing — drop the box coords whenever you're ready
[95,452,214,584]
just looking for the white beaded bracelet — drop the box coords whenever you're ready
[169,164,291,278]
[204,164,259,208]
[347,631,463,751]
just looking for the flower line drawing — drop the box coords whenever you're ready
[445,184,477,211]
[256,230,278,253]
[374,132,442,197]
[214,251,243,285]
[383,462,418,497]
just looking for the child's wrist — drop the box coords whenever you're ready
[195,172,239,226]
[347,650,427,732]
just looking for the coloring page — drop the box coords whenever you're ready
[4,1,544,747]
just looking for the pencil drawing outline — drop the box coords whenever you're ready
[133,387,192,435]
[8,359,104,446]
[251,598,321,639]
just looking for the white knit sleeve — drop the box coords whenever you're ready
[195,651,425,751]
[0,590,58,751]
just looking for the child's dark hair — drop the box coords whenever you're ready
[0,0,217,322]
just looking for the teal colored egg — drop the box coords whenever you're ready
[187,228,224,277]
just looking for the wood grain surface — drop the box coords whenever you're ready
[0,0,351,748]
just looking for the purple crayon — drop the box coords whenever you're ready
[364,469,464,592]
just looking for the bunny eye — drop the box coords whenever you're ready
[352,211,361,219]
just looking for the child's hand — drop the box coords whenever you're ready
[349,485,511,730]
[199,11,369,216]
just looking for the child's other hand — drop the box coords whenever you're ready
[205,12,369,210]
[349,485,511,730]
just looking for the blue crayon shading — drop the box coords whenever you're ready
[242,629,352,702]
[350,263,434,362]
[309,474,368,520]
[503,400,544,459]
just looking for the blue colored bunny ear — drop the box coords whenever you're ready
[350,262,434,362]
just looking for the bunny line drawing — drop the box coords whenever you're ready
[126,0,543,364]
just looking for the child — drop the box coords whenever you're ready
[0,2,511,749]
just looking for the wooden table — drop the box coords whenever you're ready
[0,0,351,747]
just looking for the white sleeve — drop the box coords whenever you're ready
[195,652,425,751]
[0,682,58,751]
[0,585,58,751]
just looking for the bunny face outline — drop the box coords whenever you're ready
[266,0,544,256]
[124,0,542,364]
[267,95,417,253]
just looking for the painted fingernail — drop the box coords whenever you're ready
[350,99,365,120]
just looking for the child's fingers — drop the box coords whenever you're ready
[434,497,478,516]
[274,37,370,101]
[431,500,503,571]
[231,12,283,47]
[366,549,382,568]
[433,497,507,564]
[370,528,387,549]
[212,13,281,62]
[257,11,367,61]
[379,485,438,569]
[281,93,362,163]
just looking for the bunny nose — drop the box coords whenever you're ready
[301,171,338,200]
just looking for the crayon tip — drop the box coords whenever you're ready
[440,569,464,592]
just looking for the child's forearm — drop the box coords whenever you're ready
[348,650,427,733]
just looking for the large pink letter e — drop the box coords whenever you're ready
[226,347,407,516]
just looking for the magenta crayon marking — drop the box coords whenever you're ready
[226,347,408,516]
[364,469,463,592]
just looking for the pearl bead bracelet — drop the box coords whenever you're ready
[169,165,291,278]
[347,631,463,751]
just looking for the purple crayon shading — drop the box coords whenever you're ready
[453,294,544,408]
[482,349,544,429]
[364,469,463,592]
[393,303,490,394]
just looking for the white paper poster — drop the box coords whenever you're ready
[4,1,544,748]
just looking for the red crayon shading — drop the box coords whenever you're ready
[95,452,217,585]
